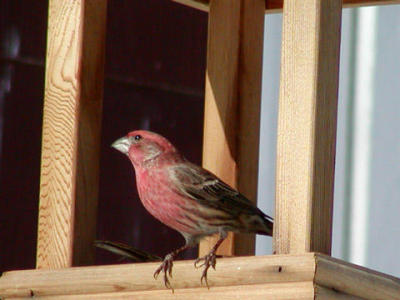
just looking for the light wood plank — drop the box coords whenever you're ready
[171,0,400,13]
[200,0,265,257]
[72,0,107,267]
[0,254,316,298]
[315,254,400,300]
[21,282,314,300]
[37,0,106,268]
[3,254,400,299]
[201,0,241,256]
[267,0,400,12]
[273,0,342,255]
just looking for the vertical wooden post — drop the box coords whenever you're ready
[200,0,265,257]
[36,0,107,268]
[274,0,342,254]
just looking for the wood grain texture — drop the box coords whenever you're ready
[171,0,400,13]
[315,254,400,300]
[0,254,316,298]
[36,0,106,269]
[3,253,399,299]
[16,282,314,299]
[273,0,342,255]
[72,0,107,267]
[200,0,265,257]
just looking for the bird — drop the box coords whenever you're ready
[111,130,273,289]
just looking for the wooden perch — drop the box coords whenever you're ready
[1,254,399,299]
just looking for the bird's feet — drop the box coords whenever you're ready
[194,251,217,288]
[154,253,174,291]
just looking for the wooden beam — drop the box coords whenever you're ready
[267,0,400,12]
[343,0,400,8]
[9,283,315,300]
[315,254,400,300]
[36,0,107,268]
[200,0,265,257]
[0,254,316,298]
[273,0,342,255]
[171,0,400,13]
[2,254,399,299]
[173,0,209,12]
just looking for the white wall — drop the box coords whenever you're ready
[366,5,400,276]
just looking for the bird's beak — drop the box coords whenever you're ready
[111,136,130,155]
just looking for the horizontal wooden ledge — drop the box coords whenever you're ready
[0,254,315,298]
[13,282,315,299]
[1,253,399,299]
[172,0,400,13]
[315,255,400,300]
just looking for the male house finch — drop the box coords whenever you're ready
[112,130,273,289]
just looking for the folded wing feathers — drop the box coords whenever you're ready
[170,163,273,222]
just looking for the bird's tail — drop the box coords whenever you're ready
[94,240,161,262]
[239,211,274,236]
[256,215,273,236]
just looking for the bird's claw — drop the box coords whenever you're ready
[194,251,217,288]
[154,255,174,292]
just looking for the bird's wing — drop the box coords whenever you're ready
[169,162,272,220]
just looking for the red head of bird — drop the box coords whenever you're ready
[111,130,181,168]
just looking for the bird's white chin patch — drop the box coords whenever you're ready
[111,137,130,154]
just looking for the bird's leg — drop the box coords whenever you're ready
[154,244,191,290]
[194,231,227,288]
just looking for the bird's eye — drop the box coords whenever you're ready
[134,135,142,141]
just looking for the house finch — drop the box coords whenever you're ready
[112,130,273,289]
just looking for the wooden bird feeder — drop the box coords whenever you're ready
[1,0,400,299]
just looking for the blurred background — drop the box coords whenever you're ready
[0,1,399,277]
